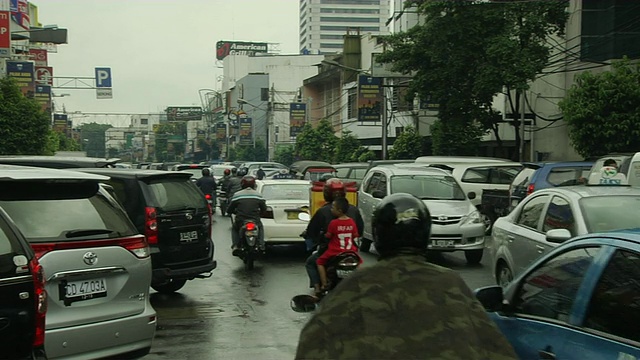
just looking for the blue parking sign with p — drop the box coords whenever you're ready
[95,67,112,88]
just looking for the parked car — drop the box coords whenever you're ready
[170,163,210,181]
[0,165,156,359]
[490,185,640,288]
[414,156,509,165]
[476,231,640,360]
[358,165,485,263]
[0,206,47,360]
[0,156,120,168]
[508,161,594,210]
[256,179,311,245]
[333,162,369,188]
[76,168,217,293]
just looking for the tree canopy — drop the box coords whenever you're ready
[79,122,112,158]
[0,78,52,155]
[559,58,640,158]
[294,120,375,163]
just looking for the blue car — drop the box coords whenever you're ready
[509,162,594,209]
[475,231,640,359]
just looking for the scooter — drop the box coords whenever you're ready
[236,220,261,270]
[204,193,215,214]
[291,212,361,311]
[217,189,229,216]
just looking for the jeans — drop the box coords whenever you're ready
[305,250,321,288]
[232,219,264,249]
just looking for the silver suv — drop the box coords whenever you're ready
[0,165,156,359]
[358,165,486,264]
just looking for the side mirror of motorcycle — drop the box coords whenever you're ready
[290,294,319,313]
[298,212,311,222]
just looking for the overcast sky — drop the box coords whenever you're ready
[35,0,299,126]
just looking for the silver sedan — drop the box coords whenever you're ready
[489,185,640,287]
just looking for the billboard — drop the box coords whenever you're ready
[35,66,53,85]
[239,117,253,145]
[0,3,9,58]
[10,0,29,31]
[34,84,51,113]
[7,61,35,98]
[216,41,268,60]
[289,103,307,138]
[52,114,68,133]
[357,75,383,122]
[215,122,226,140]
[29,49,47,66]
[166,106,202,121]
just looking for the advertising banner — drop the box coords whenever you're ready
[35,66,53,85]
[289,103,306,138]
[29,49,47,66]
[166,106,202,121]
[0,3,9,58]
[239,117,253,145]
[34,84,51,113]
[10,0,29,31]
[7,61,35,98]
[357,75,383,122]
[215,122,226,140]
[52,114,68,133]
[216,41,268,60]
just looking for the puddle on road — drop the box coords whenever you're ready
[156,302,255,320]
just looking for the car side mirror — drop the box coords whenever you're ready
[467,192,476,200]
[371,190,386,199]
[474,285,504,312]
[545,228,572,244]
[290,294,319,313]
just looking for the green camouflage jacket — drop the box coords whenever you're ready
[295,254,517,360]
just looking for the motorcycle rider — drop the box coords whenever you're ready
[304,178,363,297]
[295,193,518,360]
[225,167,243,200]
[195,168,217,206]
[219,168,232,216]
[226,175,267,256]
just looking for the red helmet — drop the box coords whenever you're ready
[224,168,231,175]
[323,178,346,202]
[241,175,257,189]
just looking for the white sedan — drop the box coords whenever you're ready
[256,179,311,245]
[489,184,640,287]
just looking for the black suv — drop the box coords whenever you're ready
[0,155,120,168]
[77,169,217,293]
[0,208,47,360]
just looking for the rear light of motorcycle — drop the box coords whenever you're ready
[246,222,256,231]
[145,207,158,244]
[338,256,360,267]
[261,206,274,219]
[30,235,150,259]
[30,258,46,348]
[527,183,535,195]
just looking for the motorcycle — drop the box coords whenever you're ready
[217,189,229,216]
[235,220,261,270]
[291,212,361,311]
[204,193,215,214]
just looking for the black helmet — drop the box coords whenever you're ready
[241,175,256,189]
[372,193,431,258]
[202,168,211,176]
[237,167,248,176]
[231,167,238,175]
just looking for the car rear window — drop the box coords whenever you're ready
[0,182,137,241]
[351,168,368,179]
[261,184,309,201]
[580,196,640,232]
[144,178,207,211]
[512,167,536,188]
[547,167,592,186]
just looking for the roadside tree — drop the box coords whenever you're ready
[389,126,424,159]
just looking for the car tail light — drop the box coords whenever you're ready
[261,206,274,219]
[189,164,200,168]
[145,207,158,244]
[527,184,535,195]
[29,258,46,348]
[30,235,150,259]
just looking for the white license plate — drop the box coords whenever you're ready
[337,269,354,279]
[246,230,258,236]
[65,278,107,299]
[432,240,455,247]
[180,230,199,242]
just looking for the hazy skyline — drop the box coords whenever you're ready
[35,0,299,126]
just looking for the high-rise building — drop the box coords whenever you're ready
[299,0,390,54]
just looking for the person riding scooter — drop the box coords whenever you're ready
[225,167,243,200]
[226,175,267,256]
[196,168,217,212]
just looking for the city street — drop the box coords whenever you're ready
[145,213,496,359]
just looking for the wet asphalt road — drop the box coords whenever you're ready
[144,213,496,360]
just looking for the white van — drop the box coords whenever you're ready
[415,156,510,164]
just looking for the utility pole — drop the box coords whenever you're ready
[381,78,388,160]
[267,84,275,161]
[519,90,526,162]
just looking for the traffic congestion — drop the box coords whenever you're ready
[1,153,640,359]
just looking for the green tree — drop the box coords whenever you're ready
[294,120,337,162]
[274,145,296,166]
[0,78,51,155]
[79,122,112,158]
[559,59,640,158]
[153,122,186,161]
[333,130,374,163]
[378,0,568,158]
[389,126,424,160]
[232,139,268,162]
[431,120,486,156]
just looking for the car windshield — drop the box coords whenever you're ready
[211,168,230,176]
[145,178,207,211]
[580,196,640,232]
[390,175,466,200]
[261,184,309,201]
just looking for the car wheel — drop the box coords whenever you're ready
[497,263,513,288]
[465,249,483,265]
[359,238,372,253]
[151,279,187,294]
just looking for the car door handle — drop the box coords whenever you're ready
[507,235,515,242]
[538,346,556,360]
[536,245,545,253]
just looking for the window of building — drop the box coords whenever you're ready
[347,88,357,119]
[320,34,344,40]
[320,17,380,23]
[581,0,640,61]
[320,25,379,32]
[320,43,344,49]
[140,118,148,125]
[261,88,269,101]
[320,0,379,5]
[320,8,380,14]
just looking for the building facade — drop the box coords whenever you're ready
[299,0,390,54]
